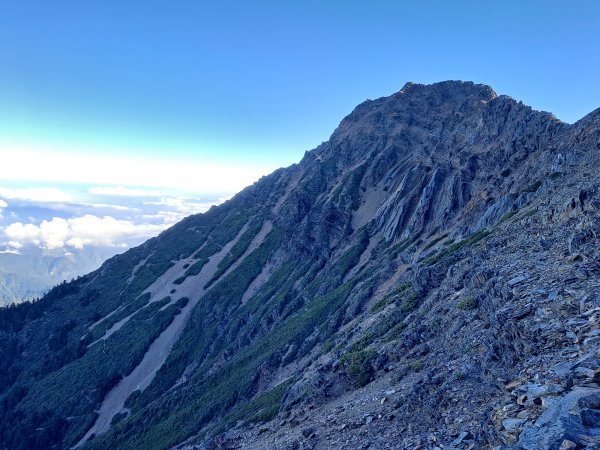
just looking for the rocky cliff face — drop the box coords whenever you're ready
[1,81,600,450]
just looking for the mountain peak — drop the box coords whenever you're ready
[396,80,498,101]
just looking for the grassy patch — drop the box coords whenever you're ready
[335,227,369,278]
[421,229,491,266]
[385,235,419,258]
[217,379,294,431]
[456,297,477,310]
[499,209,517,224]
[549,172,562,180]
[205,217,266,288]
[399,290,421,313]
[184,257,210,278]
[423,233,449,251]
[370,282,411,314]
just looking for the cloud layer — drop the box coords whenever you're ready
[0,199,7,220]
[88,186,163,197]
[4,215,168,250]
[0,184,227,253]
[0,187,72,203]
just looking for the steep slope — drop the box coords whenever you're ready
[1,81,600,450]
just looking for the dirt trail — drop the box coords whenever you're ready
[74,224,250,448]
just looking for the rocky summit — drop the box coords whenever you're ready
[2,80,600,450]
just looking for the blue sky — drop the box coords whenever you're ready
[0,0,599,252]
[1,1,600,178]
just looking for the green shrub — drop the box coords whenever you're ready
[370,282,411,314]
[218,379,294,431]
[400,290,421,313]
[457,297,477,310]
[499,209,517,224]
[411,360,423,372]
[422,229,491,266]
[383,323,405,342]
[524,180,542,193]
[423,233,449,251]
[335,227,369,278]
[205,216,265,288]
[342,349,377,387]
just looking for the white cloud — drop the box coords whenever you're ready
[0,187,72,203]
[142,211,183,224]
[4,219,68,249]
[146,197,226,215]
[3,215,168,250]
[140,197,226,225]
[0,199,6,220]
[88,186,163,197]
[85,203,136,211]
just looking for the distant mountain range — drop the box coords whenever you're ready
[2,81,600,449]
[0,248,120,306]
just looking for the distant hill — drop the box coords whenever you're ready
[0,247,121,306]
[2,81,600,449]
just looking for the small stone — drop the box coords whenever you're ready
[517,394,528,405]
[560,439,577,450]
[584,335,600,346]
[505,380,522,391]
[519,383,548,397]
[575,366,595,378]
[508,275,528,286]
[583,307,600,317]
[566,331,577,340]
[365,415,373,424]
[502,417,526,432]
[450,431,472,446]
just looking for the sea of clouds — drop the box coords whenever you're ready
[0,184,229,254]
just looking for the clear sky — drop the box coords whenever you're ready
[1,0,599,192]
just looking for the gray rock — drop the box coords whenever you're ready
[581,408,600,427]
[508,275,529,286]
[503,417,526,431]
[518,387,600,449]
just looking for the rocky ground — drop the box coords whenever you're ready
[194,136,600,448]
